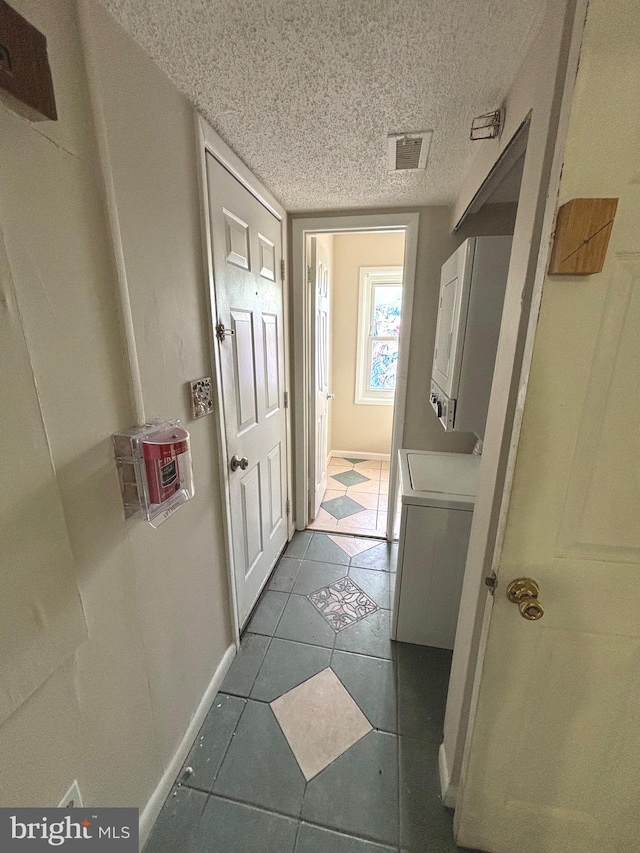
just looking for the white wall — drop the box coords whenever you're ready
[330,231,404,456]
[0,0,232,825]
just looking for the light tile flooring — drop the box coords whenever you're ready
[145,532,473,853]
[308,457,392,537]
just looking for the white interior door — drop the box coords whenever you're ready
[309,236,331,520]
[206,154,288,627]
[456,3,640,851]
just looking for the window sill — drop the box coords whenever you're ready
[354,395,395,407]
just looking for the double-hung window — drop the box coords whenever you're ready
[355,267,403,405]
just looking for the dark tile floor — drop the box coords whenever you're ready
[145,532,472,853]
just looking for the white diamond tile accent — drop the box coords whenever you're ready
[328,535,380,557]
[271,668,372,780]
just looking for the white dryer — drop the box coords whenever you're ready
[391,449,480,649]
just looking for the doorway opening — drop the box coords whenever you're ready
[307,231,405,538]
[291,213,420,543]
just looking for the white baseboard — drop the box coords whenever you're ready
[331,450,390,461]
[139,643,236,847]
[438,742,457,809]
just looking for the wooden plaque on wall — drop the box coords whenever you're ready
[0,0,57,121]
[548,198,618,275]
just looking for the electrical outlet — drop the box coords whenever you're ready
[58,781,83,808]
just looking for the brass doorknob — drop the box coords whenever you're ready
[506,578,544,621]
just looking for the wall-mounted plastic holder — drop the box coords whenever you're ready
[112,420,194,528]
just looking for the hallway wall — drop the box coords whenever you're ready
[0,0,232,827]
[330,231,404,456]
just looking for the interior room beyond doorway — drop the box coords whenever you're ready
[308,231,405,538]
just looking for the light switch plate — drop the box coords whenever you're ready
[189,377,214,419]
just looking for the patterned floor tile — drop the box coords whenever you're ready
[347,567,391,609]
[322,495,368,520]
[180,693,246,792]
[305,533,351,564]
[343,490,379,510]
[328,463,354,475]
[336,510,379,533]
[323,488,348,501]
[283,530,312,559]
[332,650,398,733]
[350,542,398,572]
[292,560,347,595]
[375,512,388,535]
[327,475,352,490]
[328,535,380,557]
[194,795,298,853]
[343,457,367,465]
[221,633,271,697]
[399,737,471,851]
[144,786,207,853]
[331,470,372,488]
[397,644,452,741]
[268,557,302,593]
[245,590,289,636]
[271,668,371,780]
[145,531,458,853]
[295,823,396,853]
[251,637,331,702]
[353,460,381,472]
[345,479,381,495]
[308,577,378,631]
[333,609,395,660]
[275,593,336,648]
[301,730,399,846]
[308,507,339,530]
[213,700,305,817]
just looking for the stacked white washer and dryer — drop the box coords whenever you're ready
[391,236,512,648]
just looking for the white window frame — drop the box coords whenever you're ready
[355,266,404,406]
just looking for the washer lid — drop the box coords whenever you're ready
[400,450,480,510]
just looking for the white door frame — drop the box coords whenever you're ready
[195,112,293,645]
[291,213,419,537]
[442,0,589,819]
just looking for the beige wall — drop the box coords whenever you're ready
[330,232,404,456]
[0,0,231,824]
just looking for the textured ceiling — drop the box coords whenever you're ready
[101,0,544,211]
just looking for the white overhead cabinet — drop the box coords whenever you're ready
[430,236,512,436]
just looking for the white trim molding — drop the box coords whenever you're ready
[355,266,403,406]
[139,643,236,847]
[331,450,391,461]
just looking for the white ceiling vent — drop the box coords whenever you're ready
[388,131,433,171]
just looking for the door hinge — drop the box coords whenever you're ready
[307,265,314,286]
[484,572,498,595]
[284,390,289,409]
[281,258,285,281]
[286,498,290,516]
